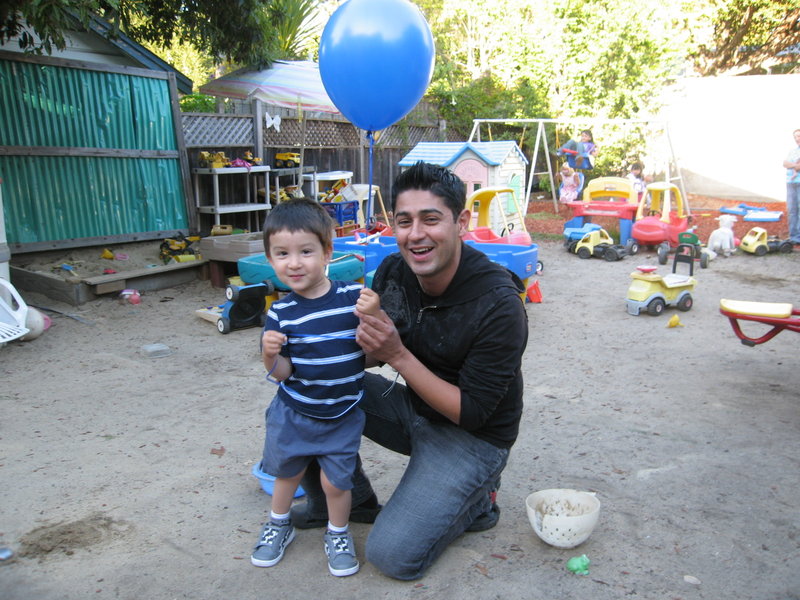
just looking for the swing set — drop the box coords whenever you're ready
[468,118,686,214]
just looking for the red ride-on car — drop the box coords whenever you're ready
[631,182,691,250]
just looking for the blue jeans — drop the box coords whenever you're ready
[358,373,509,580]
[788,182,800,243]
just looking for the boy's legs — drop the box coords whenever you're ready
[251,470,303,567]
[320,470,359,577]
[296,373,509,580]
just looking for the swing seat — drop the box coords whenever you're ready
[719,298,800,346]
[557,141,594,170]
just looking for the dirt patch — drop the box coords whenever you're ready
[18,514,134,560]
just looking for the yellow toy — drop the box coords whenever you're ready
[198,151,231,169]
[739,227,793,256]
[626,243,697,316]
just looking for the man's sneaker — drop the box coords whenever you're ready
[291,494,382,530]
[251,521,295,567]
[466,502,501,532]
[323,530,359,577]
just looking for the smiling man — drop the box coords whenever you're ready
[291,162,529,580]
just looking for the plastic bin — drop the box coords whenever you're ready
[321,201,359,226]
[465,240,539,281]
[333,236,399,272]
[237,250,364,289]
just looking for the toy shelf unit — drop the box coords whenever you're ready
[192,165,272,229]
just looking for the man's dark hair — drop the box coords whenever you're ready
[262,197,334,256]
[391,161,466,221]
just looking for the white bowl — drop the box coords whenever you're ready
[525,488,600,548]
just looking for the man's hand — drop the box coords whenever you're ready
[355,310,404,365]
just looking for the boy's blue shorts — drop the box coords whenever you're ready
[261,395,365,491]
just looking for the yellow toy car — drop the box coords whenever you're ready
[568,227,631,261]
[626,244,697,316]
[274,152,301,168]
[739,227,793,256]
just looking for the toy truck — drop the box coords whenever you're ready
[567,227,632,261]
[274,152,301,168]
[626,243,697,316]
[739,227,793,256]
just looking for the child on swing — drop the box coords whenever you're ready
[557,164,581,202]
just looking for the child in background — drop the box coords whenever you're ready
[558,164,581,202]
[558,129,598,169]
[251,197,379,577]
[627,161,649,201]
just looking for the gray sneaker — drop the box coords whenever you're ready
[251,521,295,567]
[323,530,359,577]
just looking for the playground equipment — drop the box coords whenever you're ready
[462,187,532,246]
[739,227,793,256]
[719,299,800,346]
[631,182,691,249]
[626,243,697,316]
[561,177,639,246]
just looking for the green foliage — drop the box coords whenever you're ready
[179,93,217,113]
[688,0,800,75]
[0,0,113,54]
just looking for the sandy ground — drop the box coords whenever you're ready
[1,238,799,600]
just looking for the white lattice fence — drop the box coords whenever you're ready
[182,114,255,148]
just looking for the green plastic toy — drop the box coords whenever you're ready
[566,554,590,575]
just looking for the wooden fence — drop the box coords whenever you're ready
[181,101,459,222]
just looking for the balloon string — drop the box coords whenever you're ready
[365,130,376,287]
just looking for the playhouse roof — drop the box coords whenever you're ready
[398,141,528,168]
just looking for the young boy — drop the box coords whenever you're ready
[251,197,379,576]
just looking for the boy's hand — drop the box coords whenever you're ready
[261,330,286,360]
[356,288,381,316]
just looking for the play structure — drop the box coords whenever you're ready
[738,227,793,256]
[719,299,800,346]
[399,141,528,235]
[462,187,532,245]
[561,177,640,246]
[631,182,691,249]
[626,243,697,316]
[467,118,686,214]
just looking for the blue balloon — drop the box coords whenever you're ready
[319,0,435,131]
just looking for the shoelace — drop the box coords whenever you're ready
[260,524,285,545]
[330,534,351,554]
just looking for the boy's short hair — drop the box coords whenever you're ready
[630,161,643,171]
[262,197,334,256]
[391,161,466,222]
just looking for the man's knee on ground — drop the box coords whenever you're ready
[365,532,426,580]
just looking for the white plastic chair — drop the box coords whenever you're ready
[0,278,29,344]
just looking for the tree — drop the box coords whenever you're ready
[687,0,800,75]
[1,0,283,67]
